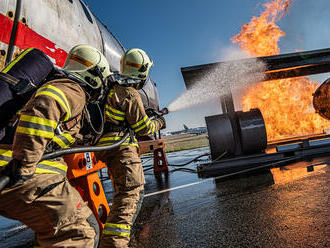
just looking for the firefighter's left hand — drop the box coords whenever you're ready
[156,116,166,130]
[1,159,34,187]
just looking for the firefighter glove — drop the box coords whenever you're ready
[1,159,34,188]
[156,116,166,130]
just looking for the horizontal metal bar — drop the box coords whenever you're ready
[182,48,330,89]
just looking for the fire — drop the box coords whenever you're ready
[231,0,329,140]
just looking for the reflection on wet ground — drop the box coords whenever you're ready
[131,147,330,248]
[0,147,329,247]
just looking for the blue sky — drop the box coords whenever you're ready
[85,0,330,131]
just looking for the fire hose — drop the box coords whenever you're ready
[0,132,130,191]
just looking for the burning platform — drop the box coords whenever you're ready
[181,48,330,178]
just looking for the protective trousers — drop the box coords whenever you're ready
[0,174,99,248]
[97,145,145,248]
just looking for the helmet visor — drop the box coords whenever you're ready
[63,53,100,72]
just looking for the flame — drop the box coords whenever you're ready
[231,0,329,140]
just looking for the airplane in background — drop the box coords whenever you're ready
[183,124,207,135]
[168,124,207,136]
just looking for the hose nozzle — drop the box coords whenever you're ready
[160,107,169,116]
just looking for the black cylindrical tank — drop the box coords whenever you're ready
[236,108,267,154]
[205,114,236,160]
[205,108,267,160]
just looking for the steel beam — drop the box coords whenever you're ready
[181,48,330,89]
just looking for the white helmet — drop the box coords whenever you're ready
[62,44,112,89]
[120,48,153,80]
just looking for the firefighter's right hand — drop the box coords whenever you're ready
[1,159,34,187]
[156,116,166,130]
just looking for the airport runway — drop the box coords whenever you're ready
[0,147,329,247]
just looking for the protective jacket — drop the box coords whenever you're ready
[97,84,163,148]
[0,78,99,248]
[0,79,85,176]
[97,83,164,248]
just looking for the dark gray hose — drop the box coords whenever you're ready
[0,132,130,190]
[42,132,129,160]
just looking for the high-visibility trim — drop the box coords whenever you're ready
[131,115,151,133]
[105,105,125,121]
[103,223,130,237]
[35,160,67,176]
[105,105,125,115]
[52,133,75,148]
[105,110,125,121]
[0,149,12,167]
[16,126,54,139]
[19,114,57,129]
[147,122,156,135]
[69,54,93,67]
[2,48,34,73]
[131,115,148,129]
[0,149,13,158]
[36,85,71,121]
[108,89,115,98]
[97,136,138,147]
[19,121,54,133]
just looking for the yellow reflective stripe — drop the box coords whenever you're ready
[147,122,156,135]
[20,114,57,129]
[53,133,75,148]
[98,136,138,142]
[103,223,130,237]
[36,85,71,121]
[103,230,130,237]
[135,119,151,133]
[108,89,115,98]
[0,149,13,158]
[52,136,67,148]
[0,149,12,167]
[97,136,138,147]
[61,133,75,143]
[16,126,54,139]
[105,111,125,121]
[105,223,131,230]
[2,48,34,73]
[35,160,68,175]
[35,168,60,175]
[131,115,148,129]
[99,137,122,142]
[39,160,67,171]
[121,143,139,147]
[106,105,125,116]
[0,160,9,167]
[45,85,70,113]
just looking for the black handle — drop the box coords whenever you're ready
[0,176,10,191]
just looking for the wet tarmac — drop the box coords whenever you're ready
[0,147,329,247]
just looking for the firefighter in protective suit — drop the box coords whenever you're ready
[97,48,166,248]
[0,44,111,247]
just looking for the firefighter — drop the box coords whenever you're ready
[313,77,330,120]
[0,44,111,247]
[96,48,166,248]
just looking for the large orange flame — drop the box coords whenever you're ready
[232,0,329,141]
